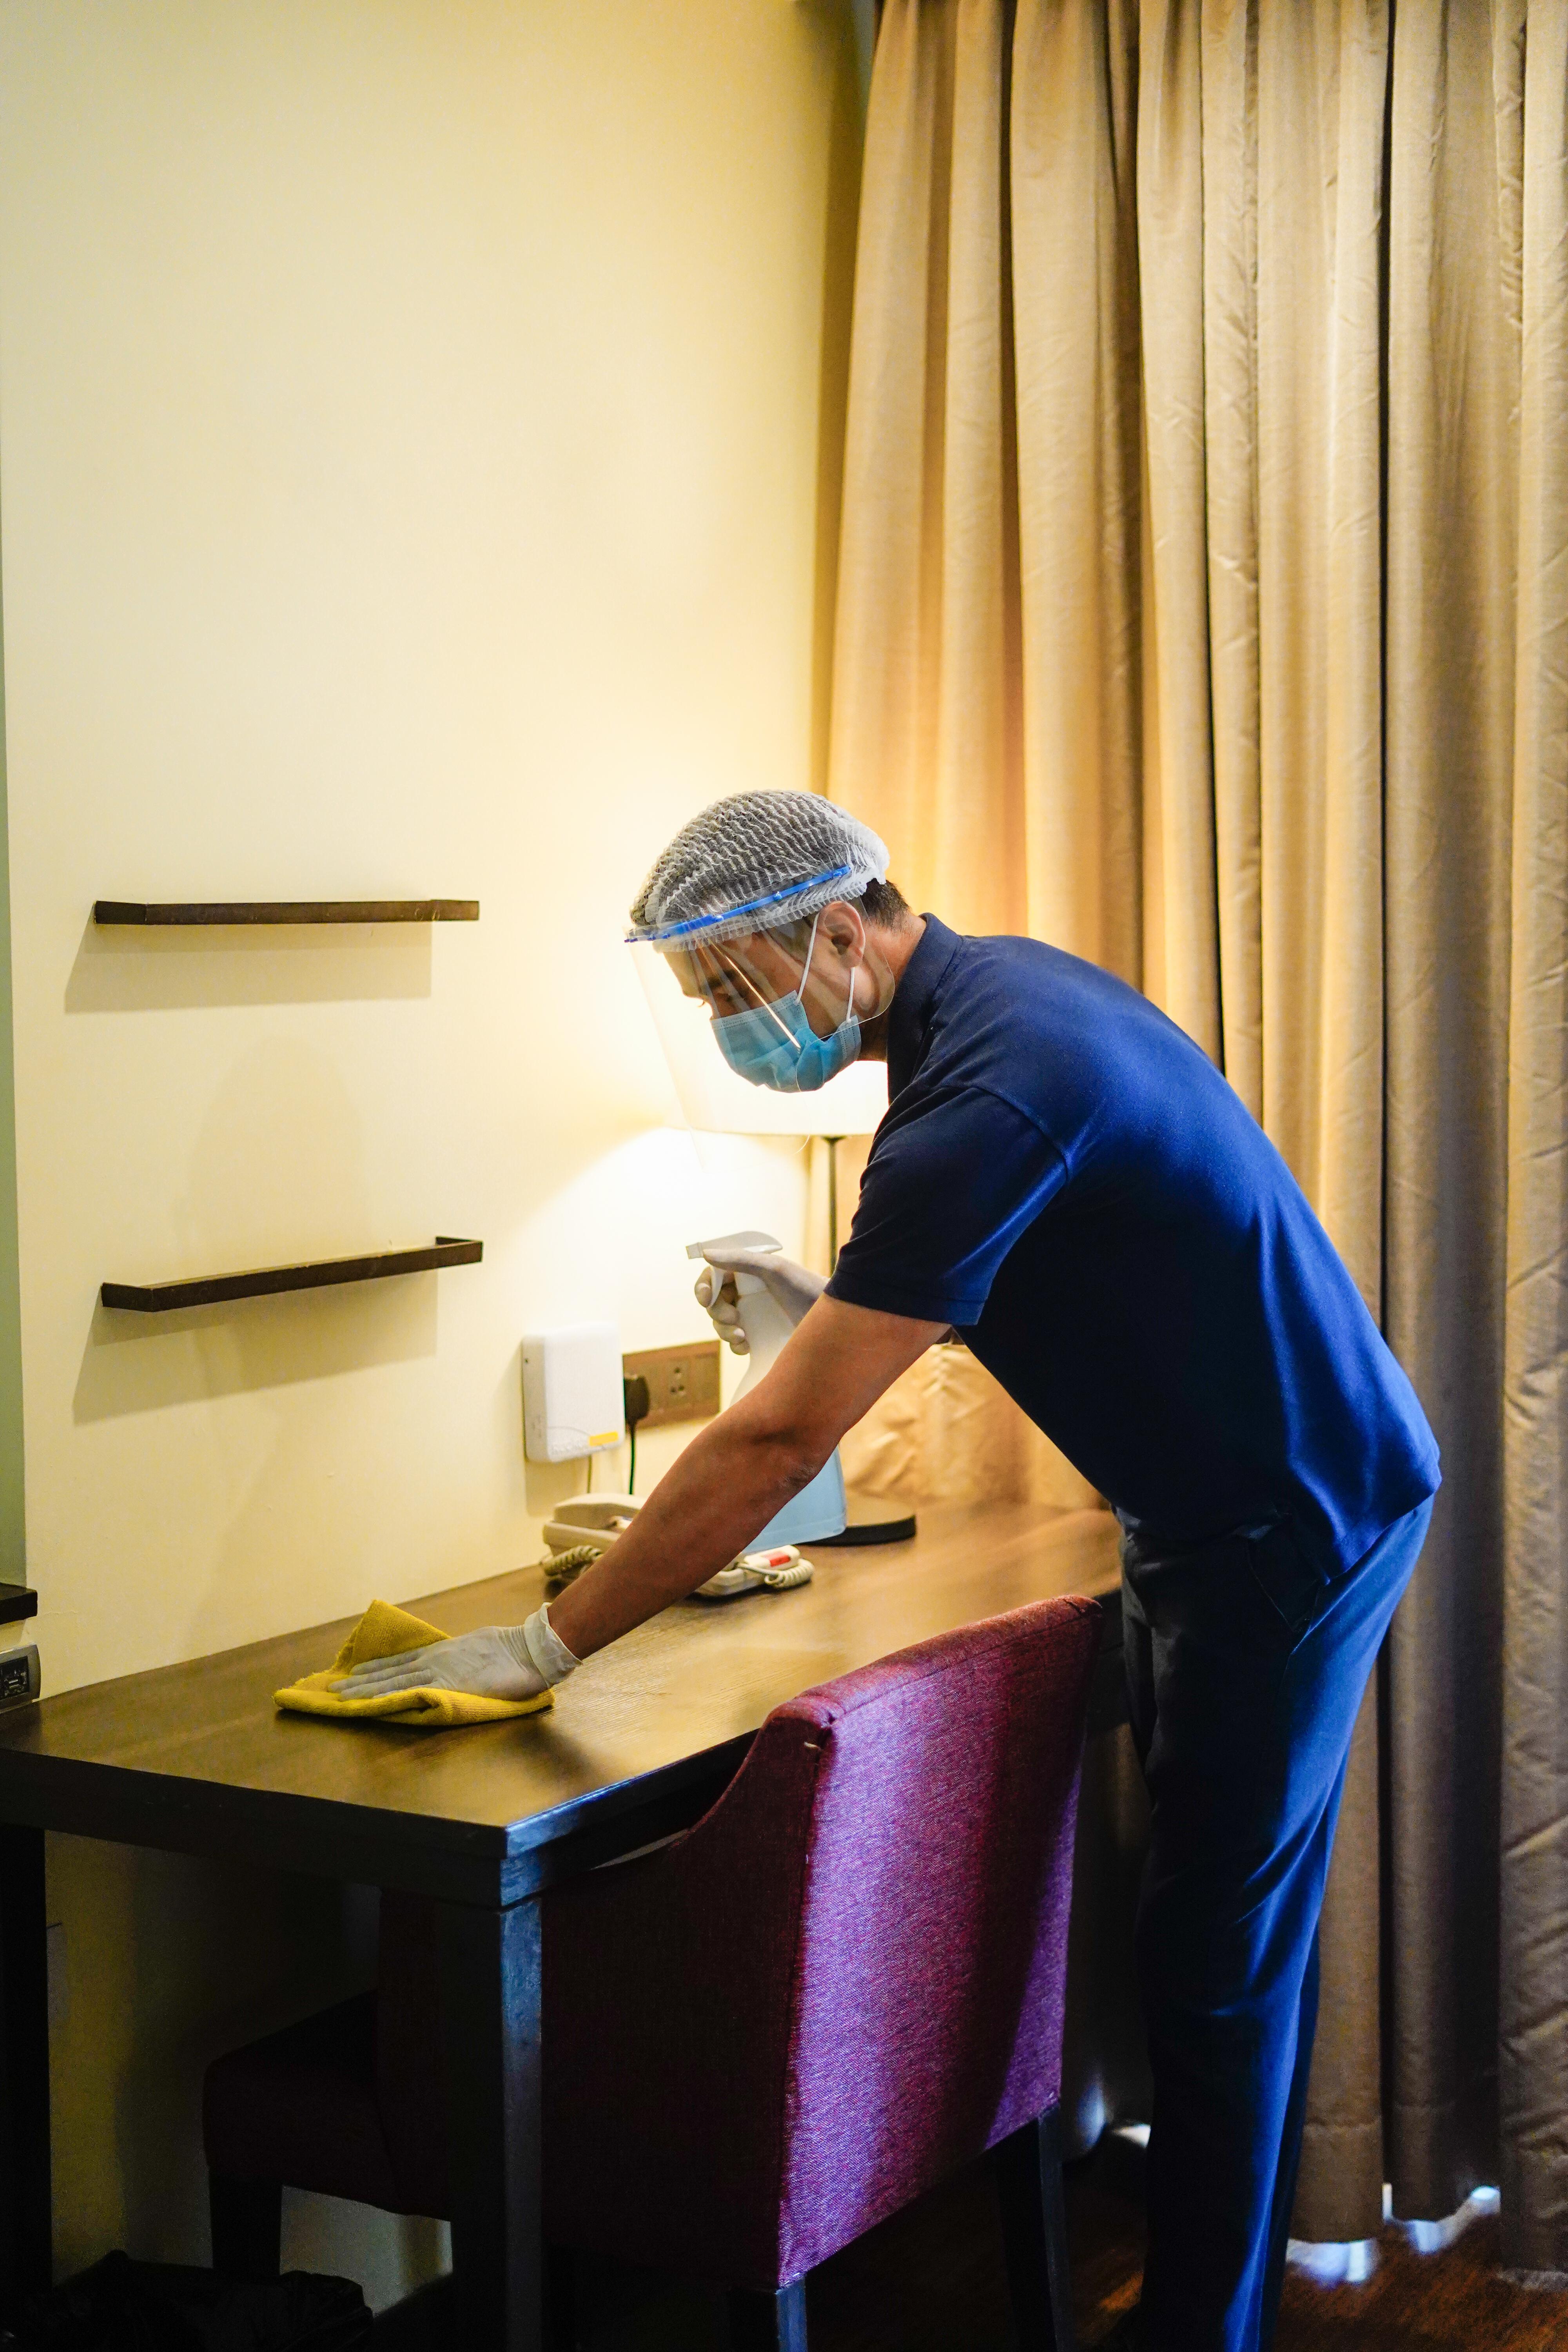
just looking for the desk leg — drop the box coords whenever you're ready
[438,1896,542,2352]
[0,1824,51,2309]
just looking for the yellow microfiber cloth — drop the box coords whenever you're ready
[274,1598,554,1729]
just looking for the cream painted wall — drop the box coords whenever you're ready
[0,0,863,2293]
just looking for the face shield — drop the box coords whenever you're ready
[628,877,892,1137]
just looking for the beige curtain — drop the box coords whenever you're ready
[829,0,1568,2267]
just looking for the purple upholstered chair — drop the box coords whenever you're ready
[205,1595,1102,2350]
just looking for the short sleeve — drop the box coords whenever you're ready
[826,1085,1067,1325]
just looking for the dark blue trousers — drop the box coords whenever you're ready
[1122,1496,1432,2352]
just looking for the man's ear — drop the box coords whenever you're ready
[817,900,867,964]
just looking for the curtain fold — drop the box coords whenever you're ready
[1011,0,1144,978]
[1383,0,1521,2230]
[1138,0,1220,1056]
[830,0,1025,933]
[1502,0,1568,2271]
[829,0,1568,2266]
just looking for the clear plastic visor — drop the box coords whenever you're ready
[629,908,892,1135]
[677,915,827,1016]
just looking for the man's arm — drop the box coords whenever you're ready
[547,1294,946,1659]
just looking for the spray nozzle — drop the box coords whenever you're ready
[684,1230,783,1261]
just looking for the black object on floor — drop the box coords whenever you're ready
[1,2253,370,2351]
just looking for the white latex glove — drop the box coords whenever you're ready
[694,1247,828,1356]
[329,1607,578,1703]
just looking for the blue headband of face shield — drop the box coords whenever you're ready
[709,916,861,1094]
[625,864,857,947]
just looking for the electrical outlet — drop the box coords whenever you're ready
[622,1341,722,1429]
[0,1646,39,1709]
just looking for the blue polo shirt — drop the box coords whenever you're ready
[827,917,1439,1578]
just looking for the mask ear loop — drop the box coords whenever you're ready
[822,908,869,1040]
[786,913,824,1031]
[799,910,860,1043]
[760,913,822,1044]
[700,916,824,1048]
[815,908,861,1036]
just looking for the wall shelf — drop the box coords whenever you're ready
[94,900,479,926]
[101,1237,483,1314]
[0,1586,36,1627]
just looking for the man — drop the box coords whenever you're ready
[343,789,1439,2352]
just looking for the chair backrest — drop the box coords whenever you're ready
[770,1595,1100,2271]
[538,1592,1102,2287]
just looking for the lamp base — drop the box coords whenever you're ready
[751,1451,848,1548]
[812,1489,918,1548]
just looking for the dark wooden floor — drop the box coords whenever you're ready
[374,2132,1568,2348]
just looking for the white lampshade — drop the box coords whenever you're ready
[684,1050,887,1136]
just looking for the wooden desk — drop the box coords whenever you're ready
[0,1500,1120,2350]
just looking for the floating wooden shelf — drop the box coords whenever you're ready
[101,1237,483,1314]
[0,1586,36,1627]
[94,900,479,926]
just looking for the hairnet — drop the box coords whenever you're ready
[626,790,890,947]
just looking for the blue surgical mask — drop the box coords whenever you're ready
[712,921,861,1093]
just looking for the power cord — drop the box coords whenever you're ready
[623,1373,651,1493]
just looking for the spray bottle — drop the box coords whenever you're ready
[686,1229,848,1547]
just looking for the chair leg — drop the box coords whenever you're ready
[727,2276,809,2352]
[995,2104,1076,2352]
[209,2172,283,2281]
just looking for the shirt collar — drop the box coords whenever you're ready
[887,915,961,1098]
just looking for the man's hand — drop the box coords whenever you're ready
[694,1246,826,1353]
[331,1625,545,1703]
[548,1293,945,1661]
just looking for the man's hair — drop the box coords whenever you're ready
[853,875,912,927]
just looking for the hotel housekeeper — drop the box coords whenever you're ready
[338,789,1439,2352]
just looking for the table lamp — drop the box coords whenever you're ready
[638,975,915,1545]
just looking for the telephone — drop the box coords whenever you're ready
[542,1493,812,1601]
